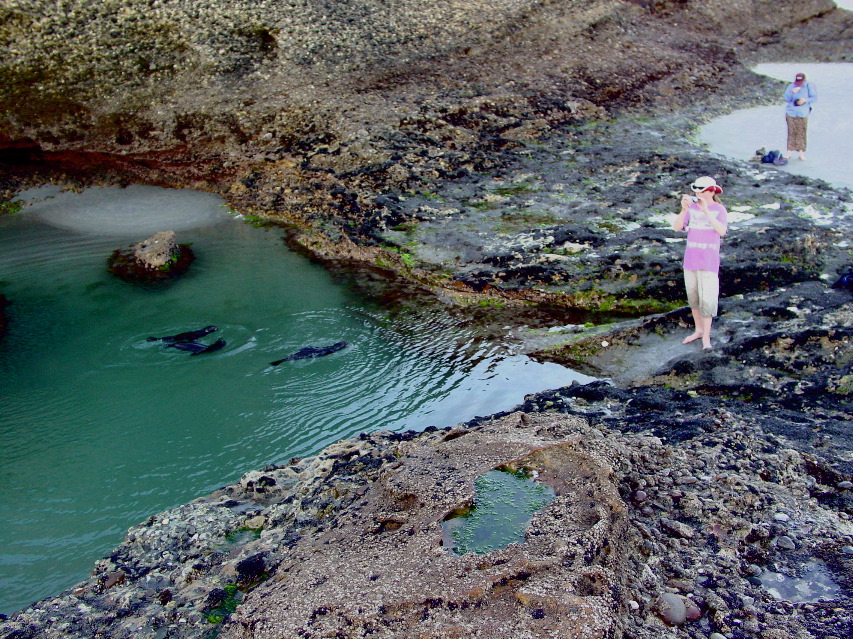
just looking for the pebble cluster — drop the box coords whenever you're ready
[509,386,853,639]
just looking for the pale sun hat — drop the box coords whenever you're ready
[690,176,723,194]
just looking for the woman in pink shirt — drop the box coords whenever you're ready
[672,176,728,350]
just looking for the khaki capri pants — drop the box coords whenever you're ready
[684,269,719,318]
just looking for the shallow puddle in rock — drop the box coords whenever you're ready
[441,469,555,555]
[758,560,842,603]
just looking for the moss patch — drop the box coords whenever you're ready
[0,199,23,215]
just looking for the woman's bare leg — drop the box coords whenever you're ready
[701,316,713,350]
[683,308,704,344]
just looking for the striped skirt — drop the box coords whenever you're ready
[786,115,808,152]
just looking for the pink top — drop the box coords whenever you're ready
[683,203,727,273]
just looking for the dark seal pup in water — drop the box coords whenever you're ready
[167,338,226,355]
[270,341,348,365]
[148,325,217,343]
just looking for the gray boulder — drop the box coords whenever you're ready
[108,231,195,283]
[133,231,180,270]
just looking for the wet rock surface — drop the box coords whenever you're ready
[525,282,852,436]
[0,0,852,638]
[364,114,851,313]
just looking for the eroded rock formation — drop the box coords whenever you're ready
[224,416,631,639]
[0,1,847,178]
[107,230,194,283]
[2,408,850,638]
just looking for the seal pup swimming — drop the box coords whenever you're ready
[148,325,217,343]
[270,341,348,366]
[167,338,226,355]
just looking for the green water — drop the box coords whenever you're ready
[0,185,590,614]
[442,469,556,555]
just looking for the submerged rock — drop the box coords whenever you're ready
[0,293,8,338]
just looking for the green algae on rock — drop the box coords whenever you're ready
[441,468,556,555]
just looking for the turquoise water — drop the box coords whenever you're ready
[0,185,591,614]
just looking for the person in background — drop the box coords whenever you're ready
[672,176,728,351]
[784,72,817,160]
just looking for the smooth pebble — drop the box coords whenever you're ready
[775,535,796,550]
[656,592,687,625]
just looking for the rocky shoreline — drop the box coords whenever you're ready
[1,0,852,637]
[1,390,850,639]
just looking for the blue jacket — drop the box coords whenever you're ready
[784,82,817,118]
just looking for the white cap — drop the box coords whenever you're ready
[691,176,723,194]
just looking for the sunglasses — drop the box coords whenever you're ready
[690,185,707,192]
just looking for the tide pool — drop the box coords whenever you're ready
[699,63,853,191]
[0,185,592,614]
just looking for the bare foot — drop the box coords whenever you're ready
[682,332,703,344]
[702,338,712,350]
[799,153,807,161]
